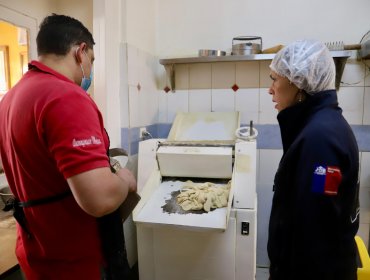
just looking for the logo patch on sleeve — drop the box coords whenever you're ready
[312,165,342,195]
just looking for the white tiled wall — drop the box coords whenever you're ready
[126,43,159,128]
[158,91,168,123]
[337,87,364,125]
[259,88,278,125]
[235,88,259,124]
[138,49,158,92]
[158,61,284,126]
[366,65,370,87]
[128,83,158,128]
[364,87,370,125]
[189,89,212,112]
[212,62,235,89]
[211,89,235,112]
[139,86,159,125]
[341,58,366,88]
[360,152,370,247]
[235,61,260,88]
[167,90,189,122]
[127,44,139,88]
[128,85,140,128]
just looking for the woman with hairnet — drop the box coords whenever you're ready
[267,39,359,280]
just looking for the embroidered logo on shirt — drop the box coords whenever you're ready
[312,165,342,196]
[72,136,102,147]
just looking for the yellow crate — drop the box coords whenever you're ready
[356,235,370,280]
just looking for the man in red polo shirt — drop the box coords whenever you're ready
[0,14,137,279]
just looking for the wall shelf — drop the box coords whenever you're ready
[159,51,352,92]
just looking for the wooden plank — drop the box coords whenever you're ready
[0,218,17,276]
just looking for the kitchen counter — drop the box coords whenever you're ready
[0,173,18,277]
[0,202,18,277]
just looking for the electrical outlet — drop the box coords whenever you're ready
[140,127,147,138]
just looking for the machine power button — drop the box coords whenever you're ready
[241,221,250,235]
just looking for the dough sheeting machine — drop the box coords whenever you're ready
[133,112,257,280]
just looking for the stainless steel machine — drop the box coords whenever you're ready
[133,112,257,280]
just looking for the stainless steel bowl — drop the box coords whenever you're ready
[0,186,14,204]
[198,49,226,57]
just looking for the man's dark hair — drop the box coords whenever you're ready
[36,14,95,56]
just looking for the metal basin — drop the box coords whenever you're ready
[198,49,226,57]
[0,186,14,205]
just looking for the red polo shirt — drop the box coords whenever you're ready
[0,61,110,279]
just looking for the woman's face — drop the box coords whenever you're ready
[268,71,300,112]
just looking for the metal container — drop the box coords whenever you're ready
[231,36,262,55]
[198,49,226,57]
[0,186,13,204]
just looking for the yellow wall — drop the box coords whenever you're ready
[0,20,29,88]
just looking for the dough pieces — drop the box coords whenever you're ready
[176,181,231,212]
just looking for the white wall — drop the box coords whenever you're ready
[126,0,157,55]
[93,0,126,147]
[125,0,159,130]
[157,0,370,57]
[0,0,55,23]
[55,0,92,31]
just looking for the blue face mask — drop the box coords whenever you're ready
[80,67,92,92]
[80,52,93,92]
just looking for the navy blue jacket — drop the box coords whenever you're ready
[268,90,359,280]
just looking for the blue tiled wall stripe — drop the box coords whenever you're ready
[253,124,282,149]
[121,124,370,155]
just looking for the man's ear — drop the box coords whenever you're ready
[75,43,87,63]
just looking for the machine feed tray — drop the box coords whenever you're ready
[134,180,233,231]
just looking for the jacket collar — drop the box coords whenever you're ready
[277,90,339,152]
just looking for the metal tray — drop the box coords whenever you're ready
[134,172,234,232]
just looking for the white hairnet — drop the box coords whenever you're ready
[269,39,336,94]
